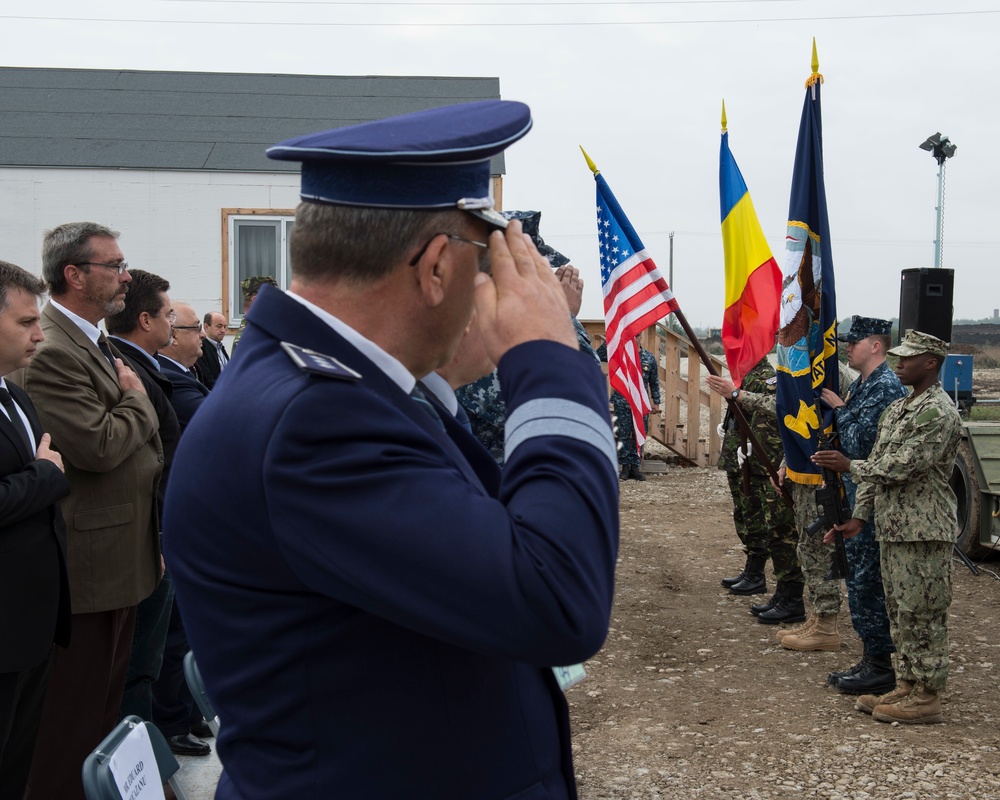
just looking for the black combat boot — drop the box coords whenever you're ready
[828,653,869,686]
[721,555,751,589]
[837,653,895,696]
[728,554,767,596]
[619,465,629,480]
[750,583,785,617]
[630,464,647,481]
[756,581,806,623]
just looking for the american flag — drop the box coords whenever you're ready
[594,172,679,451]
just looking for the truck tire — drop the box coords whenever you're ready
[951,440,992,560]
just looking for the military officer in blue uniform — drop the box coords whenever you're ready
[163,101,620,800]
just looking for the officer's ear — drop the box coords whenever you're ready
[409,233,451,308]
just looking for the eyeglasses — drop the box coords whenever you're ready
[173,324,203,333]
[77,261,129,275]
[164,311,177,324]
[408,233,491,273]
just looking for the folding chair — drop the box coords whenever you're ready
[82,714,190,800]
[183,650,221,737]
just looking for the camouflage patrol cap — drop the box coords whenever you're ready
[888,329,949,359]
[241,275,278,302]
[499,210,570,268]
[837,315,893,342]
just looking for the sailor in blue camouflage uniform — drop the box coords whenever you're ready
[706,357,804,620]
[597,338,660,481]
[457,210,598,466]
[819,316,909,695]
[815,330,962,725]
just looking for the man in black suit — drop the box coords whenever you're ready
[104,270,194,744]
[151,301,212,751]
[195,311,228,389]
[0,260,71,800]
[157,303,210,431]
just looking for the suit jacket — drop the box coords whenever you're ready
[111,338,181,515]
[156,357,210,431]
[195,339,227,390]
[12,303,164,614]
[0,382,72,672]
[164,286,620,800]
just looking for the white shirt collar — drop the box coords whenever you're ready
[418,371,458,416]
[159,354,190,373]
[285,291,415,394]
[49,299,102,345]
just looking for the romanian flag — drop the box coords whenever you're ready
[582,147,679,453]
[719,108,781,387]
[775,42,841,486]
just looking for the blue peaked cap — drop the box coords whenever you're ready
[267,100,532,227]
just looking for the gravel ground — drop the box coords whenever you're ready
[569,460,1000,800]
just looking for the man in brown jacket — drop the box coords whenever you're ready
[13,222,164,800]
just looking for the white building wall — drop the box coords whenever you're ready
[0,166,300,325]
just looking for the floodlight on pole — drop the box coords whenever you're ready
[919,132,957,268]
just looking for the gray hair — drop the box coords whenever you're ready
[0,259,46,312]
[42,222,120,296]
[288,202,467,285]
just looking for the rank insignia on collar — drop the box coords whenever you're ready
[280,342,362,381]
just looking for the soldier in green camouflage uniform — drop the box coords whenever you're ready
[232,276,278,351]
[707,358,803,618]
[814,330,962,724]
[734,360,858,648]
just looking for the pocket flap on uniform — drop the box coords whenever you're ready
[74,503,135,531]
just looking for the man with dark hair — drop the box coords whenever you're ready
[0,260,70,800]
[105,271,199,749]
[196,311,229,389]
[164,101,618,799]
[818,316,908,695]
[815,329,962,724]
[15,223,164,800]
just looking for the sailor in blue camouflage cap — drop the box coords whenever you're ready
[837,315,893,343]
[164,100,620,799]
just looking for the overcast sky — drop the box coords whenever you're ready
[3,0,997,327]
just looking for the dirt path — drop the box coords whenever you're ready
[570,465,1000,799]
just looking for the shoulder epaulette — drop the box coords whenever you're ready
[280,342,362,381]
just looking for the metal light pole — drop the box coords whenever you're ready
[919,132,957,268]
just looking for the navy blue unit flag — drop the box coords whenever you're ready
[776,70,840,486]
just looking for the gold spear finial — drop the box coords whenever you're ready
[805,37,824,89]
[721,99,728,133]
[580,146,599,176]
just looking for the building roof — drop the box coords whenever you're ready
[0,67,504,173]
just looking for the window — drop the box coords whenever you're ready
[222,209,295,324]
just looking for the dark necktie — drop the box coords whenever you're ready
[454,402,474,434]
[97,334,117,368]
[0,387,33,455]
[410,386,445,430]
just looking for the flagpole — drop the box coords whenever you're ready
[671,307,793,507]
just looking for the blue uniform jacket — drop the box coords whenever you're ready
[163,286,619,800]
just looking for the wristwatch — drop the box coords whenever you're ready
[730,388,740,400]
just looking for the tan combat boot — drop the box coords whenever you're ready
[872,682,943,724]
[856,679,913,715]
[775,612,816,642]
[781,613,839,652]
